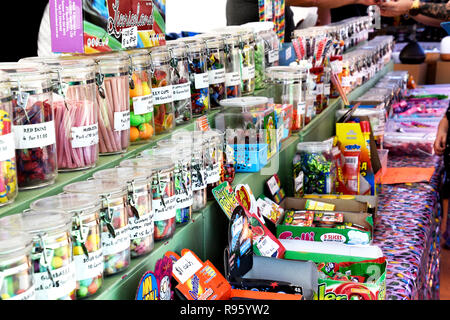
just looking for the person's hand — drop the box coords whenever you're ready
[378,0,414,17]
[434,117,449,156]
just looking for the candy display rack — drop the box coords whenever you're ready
[0,58,394,299]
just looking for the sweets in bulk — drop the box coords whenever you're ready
[63,180,130,276]
[203,130,225,200]
[80,51,131,155]
[171,131,208,211]
[21,57,100,171]
[0,62,57,190]
[120,157,177,241]
[145,142,193,225]
[126,49,155,144]
[243,21,280,90]
[183,38,210,117]
[167,41,193,124]
[30,193,104,298]
[293,139,336,197]
[0,73,17,206]
[219,31,242,99]
[93,167,154,258]
[1,210,76,300]
[196,35,227,109]
[265,66,308,132]
[0,230,35,300]
[149,46,176,134]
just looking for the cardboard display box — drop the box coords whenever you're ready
[275,197,373,245]
[50,0,165,54]
[394,63,427,85]
[435,60,450,84]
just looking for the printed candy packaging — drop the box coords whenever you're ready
[50,0,166,54]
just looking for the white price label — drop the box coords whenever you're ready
[268,50,279,64]
[297,102,306,115]
[101,225,130,256]
[153,196,176,222]
[241,66,255,80]
[267,176,280,195]
[225,72,241,87]
[71,123,99,148]
[192,168,206,191]
[13,121,56,150]
[172,82,191,101]
[324,84,331,96]
[194,73,209,89]
[256,236,279,257]
[295,171,304,192]
[172,251,203,284]
[152,86,174,105]
[132,94,154,115]
[341,76,352,87]
[122,26,138,48]
[33,263,76,300]
[73,249,103,281]
[208,68,226,85]
[0,133,15,161]
[114,110,130,132]
[330,60,343,74]
[128,214,154,240]
[206,163,220,184]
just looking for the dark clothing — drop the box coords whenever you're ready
[330,4,367,23]
[226,0,296,42]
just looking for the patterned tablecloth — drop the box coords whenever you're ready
[374,155,444,300]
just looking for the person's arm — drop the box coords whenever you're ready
[379,0,450,21]
[434,114,448,156]
[412,13,445,27]
[286,0,376,9]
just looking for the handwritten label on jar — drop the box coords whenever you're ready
[128,214,154,240]
[297,102,306,115]
[152,86,174,105]
[172,82,192,101]
[192,167,206,191]
[294,171,304,193]
[206,163,220,184]
[122,26,138,48]
[341,76,352,87]
[33,263,76,300]
[133,94,154,115]
[324,84,331,96]
[8,286,35,300]
[208,68,226,85]
[225,72,241,86]
[268,50,279,64]
[194,73,209,89]
[13,121,56,150]
[153,195,176,222]
[114,110,131,132]
[73,249,103,281]
[175,169,193,209]
[70,123,99,148]
[101,225,130,256]
[0,132,15,161]
[241,66,255,80]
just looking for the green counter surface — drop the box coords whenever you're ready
[0,61,394,300]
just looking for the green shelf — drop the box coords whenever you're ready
[0,61,394,300]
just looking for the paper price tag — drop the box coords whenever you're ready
[152,86,174,105]
[241,66,255,80]
[225,72,241,86]
[194,73,209,89]
[114,110,131,132]
[173,82,191,101]
[71,124,99,148]
[13,121,56,150]
[122,26,138,48]
[256,236,278,257]
[101,225,130,256]
[172,251,203,284]
[268,50,279,64]
[0,133,15,161]
[208,68,226,85]
[73,249,103,281]
[133,94,154,115]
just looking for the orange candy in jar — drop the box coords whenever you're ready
[126,49,155,144]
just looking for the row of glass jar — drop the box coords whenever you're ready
[0,128,231,300]
[0,20,280,203]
